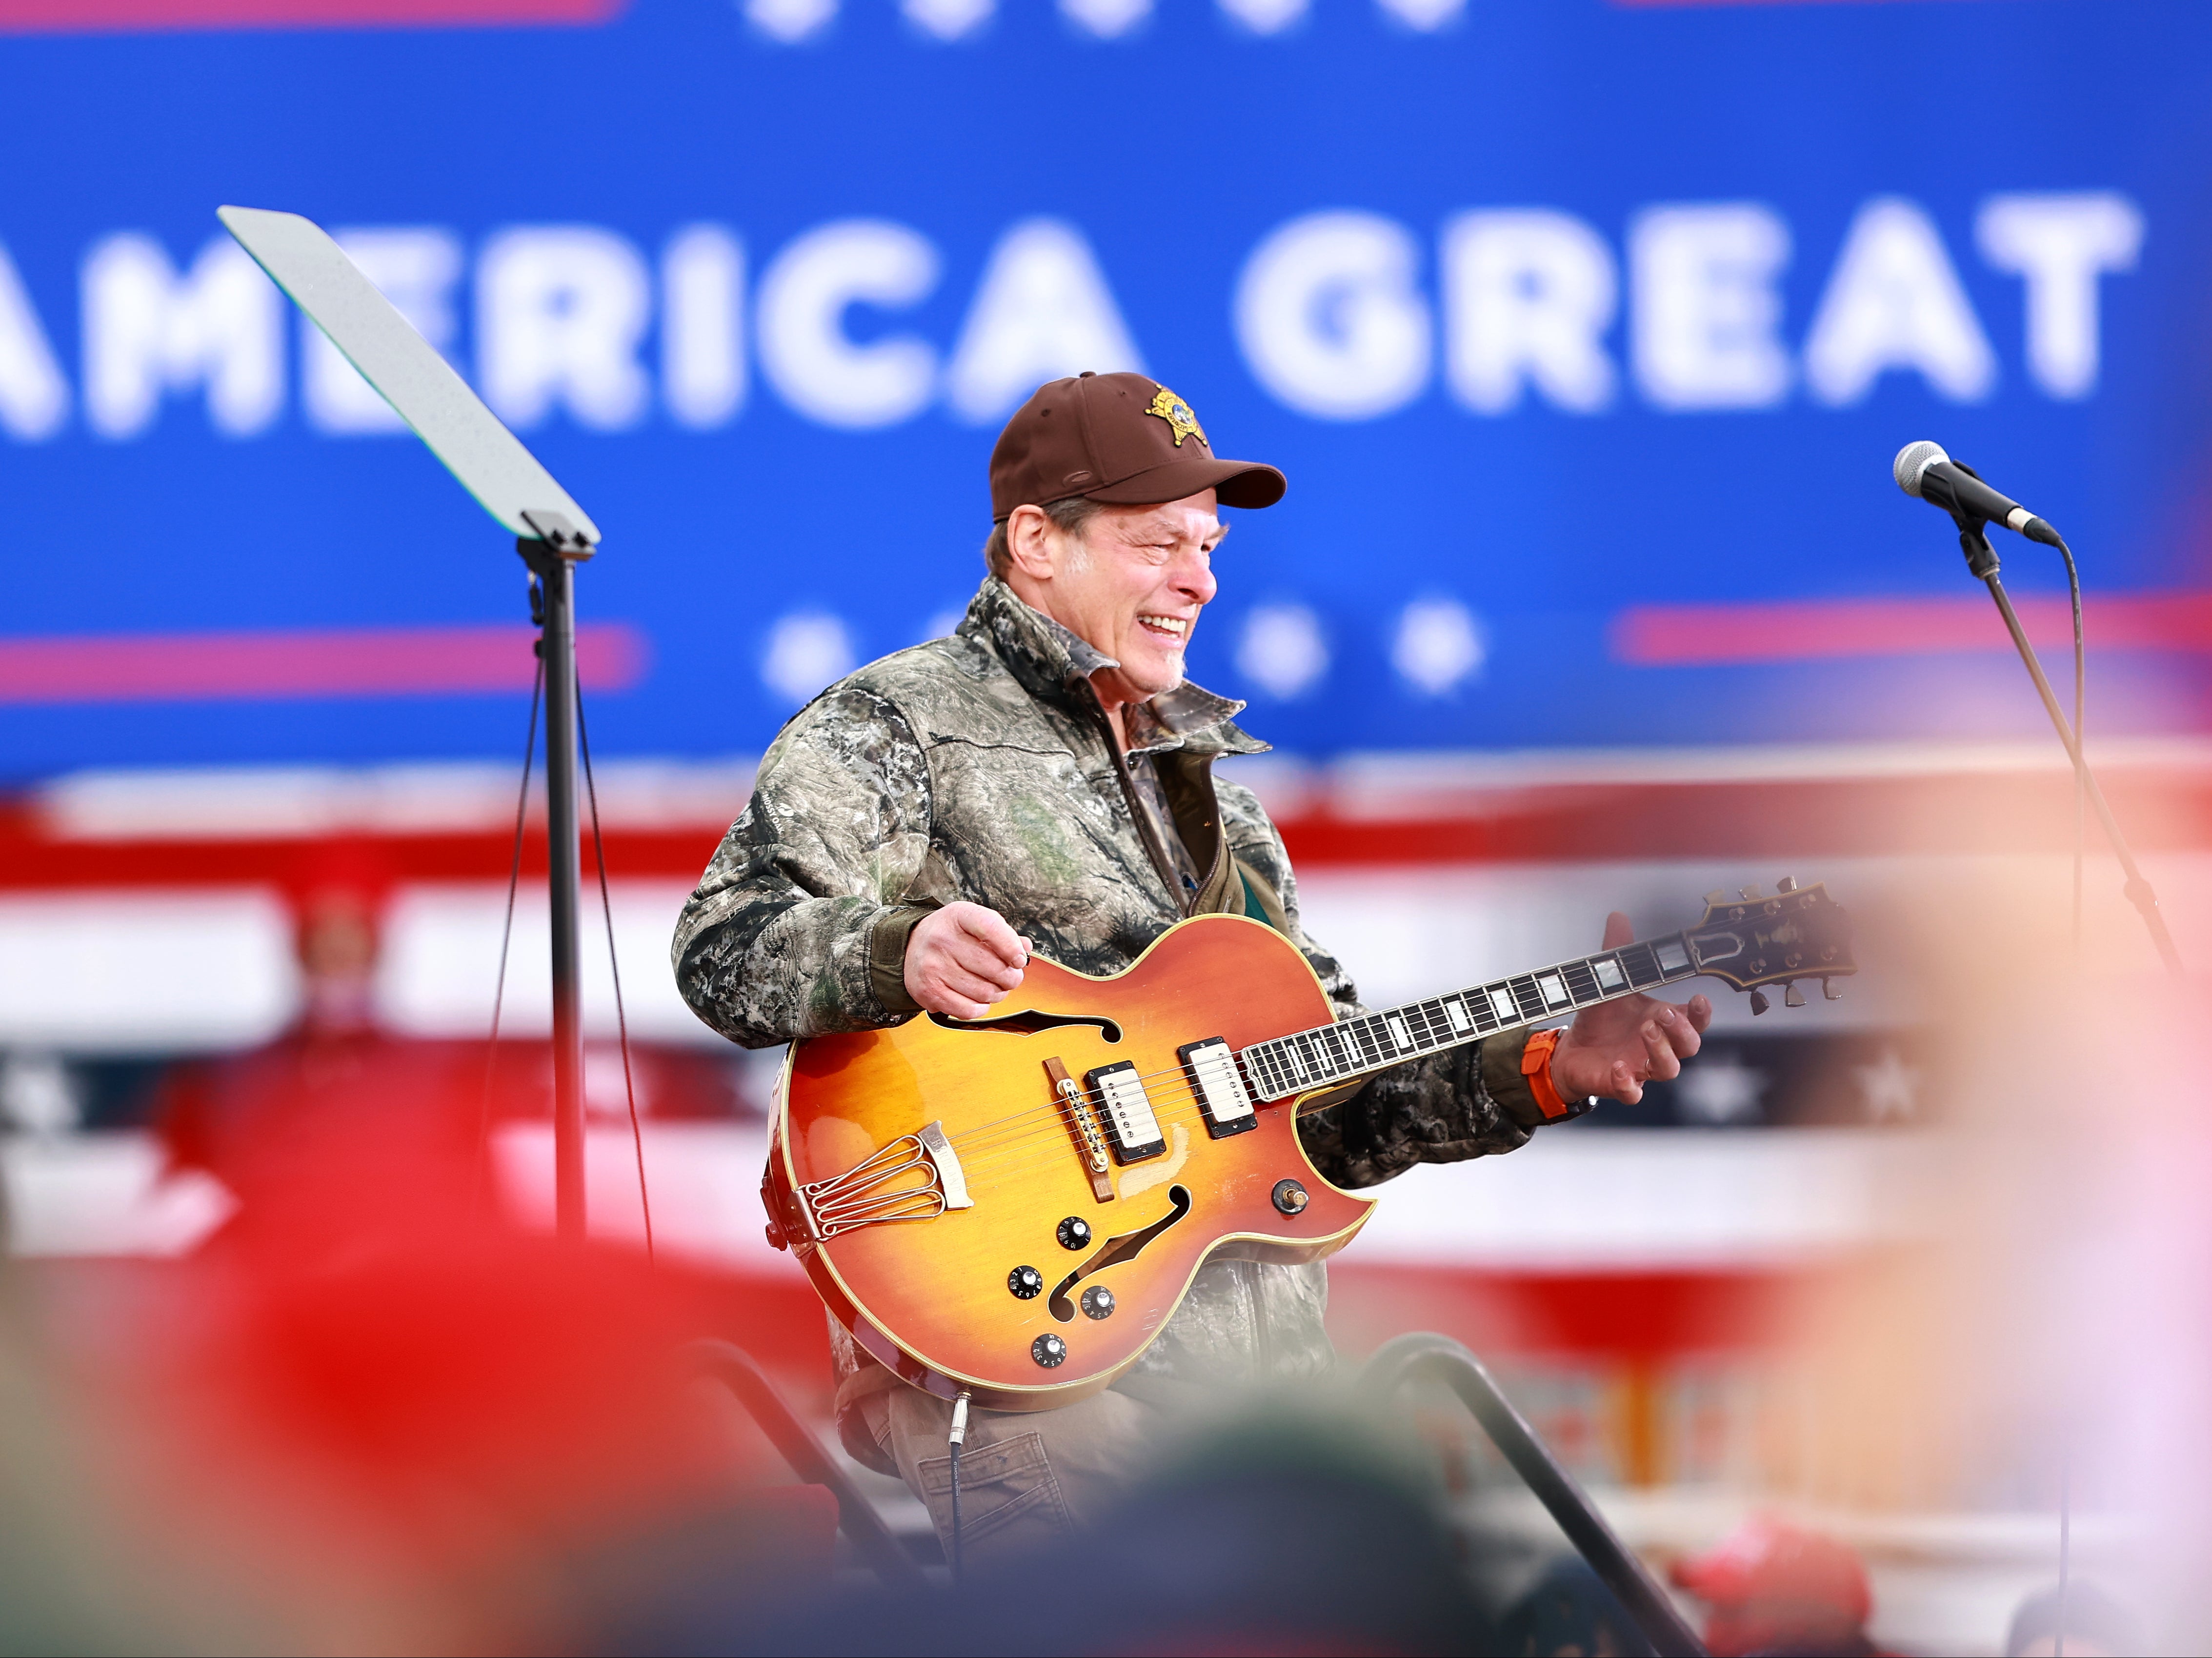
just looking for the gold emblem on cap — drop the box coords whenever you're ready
[1145,386,1207,449]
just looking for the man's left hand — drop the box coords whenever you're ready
[1549,911,1712,1105]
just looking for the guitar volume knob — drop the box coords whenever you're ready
[1008,1265,1044,1299]
[1056,1217,1092,1250]
[1031,1334,1067,1368]
[1080,1285,1115,1320]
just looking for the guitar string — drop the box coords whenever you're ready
[941,961,1709,1170]
[976,945,1695,1142]
[801,957,1704,1184]
[934,971,1667,1164]
[945,980,1580,1151]
[805,972,1713,1205]
[947,1032,1427,1160]
[890,940,1689,1157]
[801,934,1808,1211]
[950,1017,1497,1167]
[951,963,1666,1154]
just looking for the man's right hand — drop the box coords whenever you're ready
[903,902,1031,1020]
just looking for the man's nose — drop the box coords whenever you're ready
[1171,550,1217,606]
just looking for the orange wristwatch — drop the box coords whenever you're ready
[1521,1027,1579,1120]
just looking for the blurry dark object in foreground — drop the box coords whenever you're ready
[1501,1556,1650,1658]
[2005,1581,2143,1658]
[1670,1516,1880,1658]
[638,1415,1496,1657]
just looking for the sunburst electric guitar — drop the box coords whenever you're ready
[762,879,1855,1408]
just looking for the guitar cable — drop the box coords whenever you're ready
[948,1389,973,1580]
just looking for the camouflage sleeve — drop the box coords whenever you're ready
[1213,778,1554,1191]
[672,685,937,1049]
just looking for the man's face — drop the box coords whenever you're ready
[1022,491,1225,706]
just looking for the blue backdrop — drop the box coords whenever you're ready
[2,0,2208,779]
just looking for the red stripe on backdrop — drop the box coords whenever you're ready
[0,622,646,704]
[1612,591,2212,666]
[0,0,623,31]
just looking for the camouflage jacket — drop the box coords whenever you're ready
[673,579,1560,1424]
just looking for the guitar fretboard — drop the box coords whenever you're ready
[1237,933,1702,1104]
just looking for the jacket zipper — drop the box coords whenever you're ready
[1088,694,1190,916]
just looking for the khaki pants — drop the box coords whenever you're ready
[859,1384,1166,1568]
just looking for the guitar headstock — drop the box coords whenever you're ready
[1684,879,1856,1014]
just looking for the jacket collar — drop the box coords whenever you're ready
[958,578,1269,759]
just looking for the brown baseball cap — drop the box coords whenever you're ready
[989,372,1287,522]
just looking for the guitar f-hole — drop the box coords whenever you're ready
[929,1009,1123,1042]
[1046,1186,1191,1323]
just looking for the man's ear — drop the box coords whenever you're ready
[1003,504,1056,582]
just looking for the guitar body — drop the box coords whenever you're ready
[764,915,1375,1410]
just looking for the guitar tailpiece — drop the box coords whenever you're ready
[793,1120,974,1239]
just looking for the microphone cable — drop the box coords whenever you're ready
[2055,530,2083,1658]
[2056,535,2085,951]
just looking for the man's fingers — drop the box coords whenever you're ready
[1611,1057,1642,1105]
[953,904,1028,966]
[948,939,1025,992]
[1600,909,1634,951]
[936,965,1011,1009]
[1640,1019,1683,1080]
[919,983,992,1020]
[1657,1003,1702,1060]
[1685,994,1713,1034]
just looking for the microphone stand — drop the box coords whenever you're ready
[1952,514,2185,977]
[520,510,594,1242]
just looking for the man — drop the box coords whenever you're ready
[673,372,1708,1559]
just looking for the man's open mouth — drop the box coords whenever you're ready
[1137,614,1189,639]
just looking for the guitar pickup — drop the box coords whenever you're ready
[1180,1039,1257,1139]
[1085,1061,1167,1163]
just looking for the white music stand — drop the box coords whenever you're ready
[221,205,602,1241]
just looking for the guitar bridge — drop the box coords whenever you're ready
[793,1119,974,1241]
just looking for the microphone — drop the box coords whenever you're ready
[1893,441,2065,547]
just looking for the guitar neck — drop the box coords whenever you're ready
[1237,931,1704,1103]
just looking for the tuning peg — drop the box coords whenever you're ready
[1784,982,1806,1008]
[1823,978,1842,1001]
[1704,889,1727,906]
[1739,884,1764,900]
[1749,990,1770,1016]
[1777,876,1799,894]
